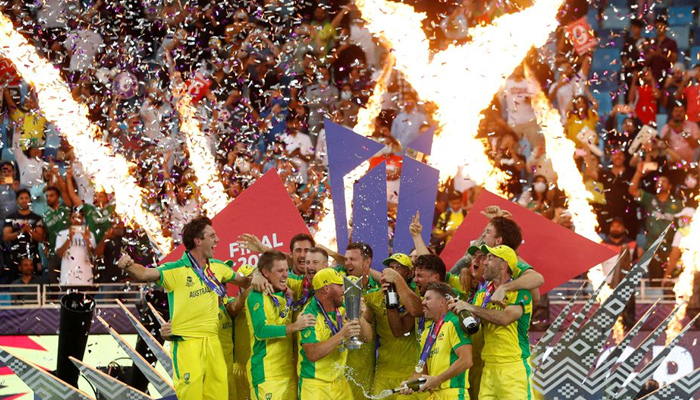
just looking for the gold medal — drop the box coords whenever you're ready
[415,363,424,373]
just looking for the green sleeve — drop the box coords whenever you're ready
[510,290,532,307]
[639,190,652,207]
[247,291,287,340]
[299,308,318,344]
[513,260,532,280]
[449,318,471,352]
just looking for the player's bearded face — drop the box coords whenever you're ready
[422,290,445,320]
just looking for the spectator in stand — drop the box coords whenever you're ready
[526,144,556,183]
[281,116,313,184]
[9,257,41,304]
[646,15,677,87]
[629,68,661,126]
[493,130,525,197]
[66,168,115,243]
[549,56,590,123]
[518,175,554,218]
[3,189,45,282]
[500,64,542,148]
[604,104,641,153]
[431,190,466,252]
[42,185,72,284]
[63,16,103,82]
[620,17,646,96]
[601,148,640,238]
[677,168,699,208]
[56,209,98,286]
[391,92,428,149]
[306,66,339,138]
[662,63,686,109]
[629,162,682,283]
[659,101,700,167]
[167,182,201,244]
[0,162,20,224]
[678,64,700,123]
[565,94,599,151]
[4,90,47,154]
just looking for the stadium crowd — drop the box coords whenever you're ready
[0,0,697,292]
[0,0,697,399]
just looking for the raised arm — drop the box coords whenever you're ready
[383,268,423,317]
[410,211,430,256]
[117,254,161,282]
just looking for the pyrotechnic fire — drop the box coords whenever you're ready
[668,202,700,343]
[528,81,610,299]
[0,13,173,253]
[172,86,229,217]
[355,0,565,189]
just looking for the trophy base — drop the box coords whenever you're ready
[346,338,363,350]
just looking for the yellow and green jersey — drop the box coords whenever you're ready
[446,272,468,300]
[514,260,532,280]
[418,312,471,393]
[233,311,250,366]
[297,299,348,381]
[365,284,420,379]
[245,290,295,386]
[157,254,234,338]
[480,289,532,364]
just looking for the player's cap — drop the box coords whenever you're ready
[312,268,344,290]
[382,253,413,269]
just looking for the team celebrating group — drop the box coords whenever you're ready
[117,211,544,400]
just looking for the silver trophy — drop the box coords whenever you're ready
[343,276,364,350]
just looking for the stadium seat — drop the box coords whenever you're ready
[598,29,626,48]
[668,6,696,26]
[672,0,697,7]
[587,10,600,31]
[1,148,16,164]
[602,6,631,30]
[668,26,691,50]
[592,48,622,73]
[690,46,700,65]
[607,0,629,8]
[590,77,619,95]
[592,90,614,117]
[692,28,700,46]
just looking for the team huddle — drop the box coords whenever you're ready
[117,212,544,400]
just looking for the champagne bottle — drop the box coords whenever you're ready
[446,294,479,335]
[385,283,400,309]
[392,377,427,393]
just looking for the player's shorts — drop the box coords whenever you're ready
[251,377,294,400]
[372,372,429,400]
[480,360,532,400]
[172,335,228,400]
[427,388,470,400]
[232,363,251,400]
[299,376,353,400]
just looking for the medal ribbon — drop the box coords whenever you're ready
[314,297,343,335]
[293,276,313,311]
[269,293,294,318]
[417,315,445,369]
[186,251,226,298]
